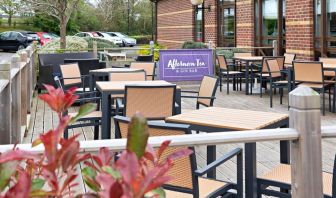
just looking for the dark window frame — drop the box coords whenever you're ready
[217,0,236,47]
[194,4,205,42]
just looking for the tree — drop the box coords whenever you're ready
[25,0,81,49]
[0,0,24,26]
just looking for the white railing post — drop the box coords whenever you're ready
[0,61,11,144]
[93,41,98,58]
[272,40,278,56]
[19,51,28,129]
[289,86,323,197]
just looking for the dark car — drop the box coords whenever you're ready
[0,31,39,52]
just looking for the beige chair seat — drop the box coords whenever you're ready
[68,111,102,119]
[260,164,332,196]
[324,70,336,77]
[298,82,332,89]
[164,177,227,198]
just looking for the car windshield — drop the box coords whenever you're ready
[115,32,128,38]
[102,33,110,37]
[42,33,51,39]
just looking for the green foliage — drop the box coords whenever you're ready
[83,37,117,49]
[216,48,249,60]
[131,35,152,45]
[31,14,79,35]
[138,43,166,61]
[40,36,88,53]
[182,41,208,49]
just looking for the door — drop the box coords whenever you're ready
[218,2,235,47]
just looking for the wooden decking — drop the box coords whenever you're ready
[24,83,336,188]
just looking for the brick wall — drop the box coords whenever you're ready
[157,0,194,48]
[204,0,217,46]
[285,0,315,60]
[235,0,255,47]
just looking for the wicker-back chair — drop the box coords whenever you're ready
[124,85,176,119]
[109,70,146,81]
[320,58,336,79]
[293,61,333,115]
[284,53,296,68]
[257,155,336,198]
[59,63,89,92]
[130,62,156,80]
[264,59,290,108]
[114,116,243,198]
[181,75,219,109]
[54,76,101,139]
[217,55,244,94]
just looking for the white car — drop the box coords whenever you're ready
[97,32,123,46]
[74,32,103,39]
[106,32,136,47]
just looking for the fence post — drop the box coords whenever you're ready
[150,40,154,55]
[289,86,323,197]
[272,40,278,56]
[93,41,97,58]
[0,62,11,144]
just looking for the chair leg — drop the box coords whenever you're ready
[323,89,325,116]
[219,75,223,92]
[240,77,242,91]
[227,76,230,95]
[260,77,263,98]
[94,123,99,140]
[329,87,331,112]
[64,128,69,139]
[280,88,283,105]
[270,85,273,108]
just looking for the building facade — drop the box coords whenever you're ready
[155,0,336,60]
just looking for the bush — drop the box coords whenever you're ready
[131,35,152,45]
[83,37,117,49]
[181,41,208,49]
[40,36,88,53]
[137,43,166,61]
[216,48,249,60]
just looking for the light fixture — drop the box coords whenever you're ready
[191,0,204,5]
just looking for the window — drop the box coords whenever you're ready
[0,32,11,40]
[255,0,285,54]
[315,0,336,57]
[195,4,204,42]
[218,0,236,47]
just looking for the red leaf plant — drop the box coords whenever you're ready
[0,85,192,198]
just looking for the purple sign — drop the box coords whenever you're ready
[159,49,214,81]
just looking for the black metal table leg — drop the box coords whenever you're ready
[245,61,250,95]
[101,92,111,139]
[175,88,181,115]
[245,142,257,198]
[207,145,216,178]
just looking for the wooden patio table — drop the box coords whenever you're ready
[232,56,263,95]
[166,107,289,198]
[96,80,181,139]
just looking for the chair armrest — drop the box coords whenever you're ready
[181,90,199,93]
[75,97,101,103]
[181,95,216,100]
[194,148,242,176]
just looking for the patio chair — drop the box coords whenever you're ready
[284,53,296,68]
[181,75,219,109]
[54,76,101,140]
[114,115,243,198]
[233,52,255,72]
[256,156,336,198]
[217,55,244,94]
[123,85,176,119]
[293,61,333,115]
[130,62,156,80]
[320,58,336,79]
[265,59,290,108]
[59,63,90,93]
[256,56,286,97]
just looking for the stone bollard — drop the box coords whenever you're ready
[11,54,21,68]
[289,86,323,198]
[0,62,11,80]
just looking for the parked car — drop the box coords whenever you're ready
[106,32,137,47]
[0,31,39,52]
[36,32,52,46]
[96,32,123,46]
[48,33,60,39]
[74,32,103,39]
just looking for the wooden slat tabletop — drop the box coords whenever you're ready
[96,80,174,92]
[323,64,336,70]
[233,56,263,61]
[166,107,288,130]
[90,68,141,73]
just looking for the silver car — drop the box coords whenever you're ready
[106,32,136,47]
